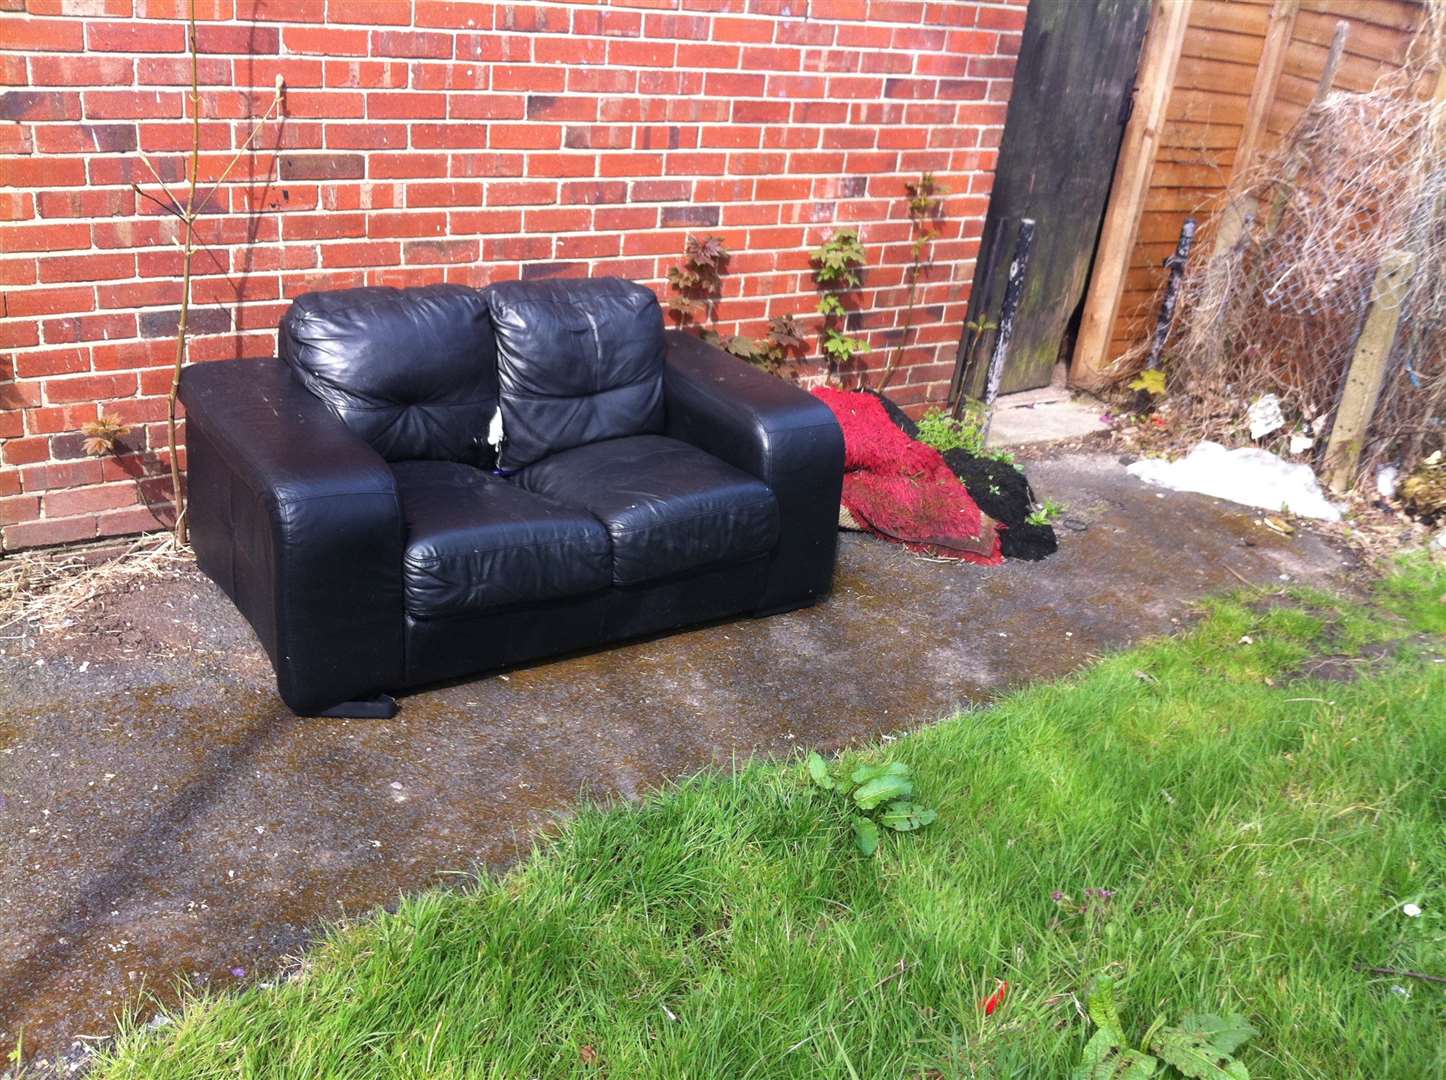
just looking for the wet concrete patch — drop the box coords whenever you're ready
[0,453,1358,1065]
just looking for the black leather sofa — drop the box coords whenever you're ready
[181,277,845,717]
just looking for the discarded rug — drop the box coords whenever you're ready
[812,386,1002,564]
[866,391,1058,561]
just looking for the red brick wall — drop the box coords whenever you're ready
[0,0,1023,551]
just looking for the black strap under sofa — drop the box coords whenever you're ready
[181,277,845,717]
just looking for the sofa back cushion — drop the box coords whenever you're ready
[486,277,665,470]
[279,284,498,465]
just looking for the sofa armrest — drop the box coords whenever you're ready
[180,358,405,714]
[662,331,844,610]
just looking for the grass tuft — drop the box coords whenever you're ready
[89,559,1446,1079]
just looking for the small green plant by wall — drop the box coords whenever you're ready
[811,228,869,385]
[879,173,949,391]
[666,233,729,336]
[668,234,808,376]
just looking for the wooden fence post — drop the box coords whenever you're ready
[1191,0,1299,286]
[1233,0,1301,179]
[980,218,1036,444]
[1071,0,1193,393]
[1322,250,1416,494]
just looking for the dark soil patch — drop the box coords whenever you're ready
[1287,648,1392,684]
[867,391,1058,561]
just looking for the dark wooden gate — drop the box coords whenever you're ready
[951,0,1152,400]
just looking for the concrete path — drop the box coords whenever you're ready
[0,453,1358,1067]
[987,386,1110,448]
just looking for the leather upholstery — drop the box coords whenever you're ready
[487,277,665,470]
[183,282,846,718]
[279,284,498,466]
[404,557,768,688]
[181,358,405,714]
[662,331,845,611]
[519,434,779,586]
[392,460,611,619]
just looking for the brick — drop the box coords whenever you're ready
[42,311,136,344]
[412,123,490,149]
[0,192,32,222]
[279,153,366,181]
[0,222,91,252]
[87,21,187,52]
[2,156,88,187]
[38,253,136,284]
[490,124,562,150]
[403,238,479,264]
[3,516,98,549]
[493,4,568,33]
[371,30,453,59]
[560,180,629,205]
[451,153,525,179]
[138,307,233,339]
[96,504,169,537]
[712,18,775,43]
[608,40,678,68]
[84,91,184,120]
[630,179,690,202]
[46,372,138,404]
[196,24,280,53]
[3,437,51,467]
[33,123,138,154]
[526,95,598,122]
[416,1,493,29]
[327,59,409,89]
[320,241,402,268]
[459,33,532,64]
[0,495,39,527]
[0,90,81,122]
[325,123,407,150]
[449,208,522,233]
[326,0,412,25]
[367,210,446,238]
[662,205,721,228]
[449,93,526,120]
[484,235,552,261]
[371,152,449,179]
[526,154,599,179]
[43,481,138,518]
[5,286,94,318]
[0,19,86,52]
[15,346,88,378]
[284,27,369,55]
[368,93,447,119]
[491,65,565,93]
[405,181,483,207]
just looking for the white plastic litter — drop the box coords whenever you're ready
[1247,393,1286,440]
[1127,440,1343,522]
[1375,464,1400,499]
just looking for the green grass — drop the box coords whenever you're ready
[91,559,1446,1079]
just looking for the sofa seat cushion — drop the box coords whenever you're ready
[517,435,780,587]
[393,461,611,619]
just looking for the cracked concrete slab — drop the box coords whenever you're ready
[0,453,1358,1067]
